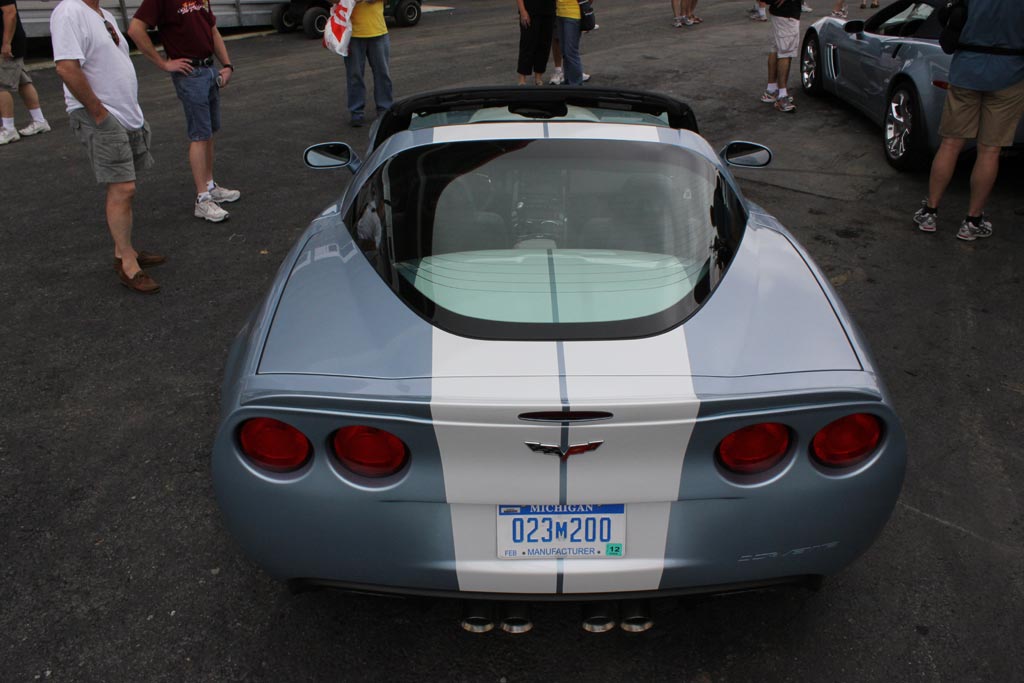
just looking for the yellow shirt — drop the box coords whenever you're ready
[556,0,580,19]
[352,0,387,38]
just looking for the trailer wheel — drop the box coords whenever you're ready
[303,6,329,39]
[271,3,298,33]
[394,0,421,26]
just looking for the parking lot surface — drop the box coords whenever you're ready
[1,1,1022,681]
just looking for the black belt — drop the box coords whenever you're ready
[188,57,214,67]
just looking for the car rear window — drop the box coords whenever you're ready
[347,139,746,341]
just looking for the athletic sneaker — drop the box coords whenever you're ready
[549,68,564,85]
[210,183,241,203]
[830,9,848,17]
[673,16,684,27]
[760,89,778,103]
[18,120,51,136]
[802,3,813,11]
[681,15,694,25]
[0,127,19,145]
[749,11,768,21]
[913,201,937,232]
[956,216,993,241]
[582,72,591,83]
[195,198,230,222]
[775,95,796,112]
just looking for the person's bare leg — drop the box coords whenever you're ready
[18,82,41,110]
[107,181,140,276]
[672,0,683,18]
[776,57,791,90]
[767,51,778,86]
[926,137,967,209]
[967,143,1001,217]
[0,91,13,120]
[189,139,213,195]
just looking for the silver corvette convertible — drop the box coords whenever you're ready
[212,87,906,625]
[801,0,1024,169]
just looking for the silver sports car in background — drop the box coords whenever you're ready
[801,0,1024,169]
[212,87,906,632]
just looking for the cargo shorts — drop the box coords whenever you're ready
[69,109,154,184]
[939,79,1024,148]
[769,16,800,60]
[0,57,32,92]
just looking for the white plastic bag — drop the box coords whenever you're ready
[323,0,357,57]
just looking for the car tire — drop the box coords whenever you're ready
[271,3,298,33]
[800,32,824,96]
[394,0,421,27]
[303,6,330,39]
[883,84,927,171]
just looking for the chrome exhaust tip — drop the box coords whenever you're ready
[499,602,533,634]
[581,601,617,633]
[460,602,496,633]
[618,599,654,633]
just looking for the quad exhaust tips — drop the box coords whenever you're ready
[460,602,534,634]
[460,600,652,633]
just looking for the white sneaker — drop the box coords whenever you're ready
[582,72,591,82]
[802,3,813,11]
[18,120,51,136]
[0,127,20,145]
[195,198,230,222]
[549,68,564,85]
[209,183,241,203]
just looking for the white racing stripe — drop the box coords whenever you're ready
[561,325,699,593]
[431,328,563,593]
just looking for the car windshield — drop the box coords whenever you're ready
[348,139,745,340]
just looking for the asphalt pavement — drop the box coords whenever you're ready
[2,1,1022,681]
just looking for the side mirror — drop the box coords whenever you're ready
[719,141,773,168]
[304,142,361,173]
[843,19,865,34]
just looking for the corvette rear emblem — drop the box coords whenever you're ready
[525,440,603,461]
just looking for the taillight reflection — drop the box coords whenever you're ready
[811,413,882,467]
[332,426,409,477]
[716,423,790,474]
[238,418,312,472]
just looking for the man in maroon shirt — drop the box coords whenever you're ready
[128,0,240,222]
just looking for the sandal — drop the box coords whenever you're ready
[691,15,703,23]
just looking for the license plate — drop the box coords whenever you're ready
[496,504,626,560]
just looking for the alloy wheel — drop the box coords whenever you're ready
[885,90,912,161]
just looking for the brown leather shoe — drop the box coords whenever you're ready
[112,250,166,271]
[117,263,161,294]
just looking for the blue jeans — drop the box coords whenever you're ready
[171,66,220,141]
[344,34,394,121]
[556,17,583,86]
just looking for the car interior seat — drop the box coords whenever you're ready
[430,176,508,255]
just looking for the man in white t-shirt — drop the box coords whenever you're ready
[51,0,162,294]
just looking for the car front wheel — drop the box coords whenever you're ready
[884,84,927,171]
[801,32,824,96]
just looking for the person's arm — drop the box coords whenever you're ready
[211,26,232,87]
[516,0,530,27]
[1,4,16,59]
[126,17,193,73]
[54,59,109,124]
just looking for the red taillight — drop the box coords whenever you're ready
[716,423,790,474]
[811,413,882,467]
[238,418,312,472]
[332,426,408,477]
[932,80,950,90]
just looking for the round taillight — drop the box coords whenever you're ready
[811,413,882,467]
[332,426,408,478]
[238,418,312,472]
[716,423,790,474]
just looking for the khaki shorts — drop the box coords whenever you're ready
[0,57,32,92]
[939,80,1024,148]
[69,109,154,185]
[769,16,800,59]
